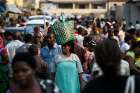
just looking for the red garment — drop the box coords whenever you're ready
[73,40,85,64]
[83,48,95,74]
[0,48,9,64]
[0,36,4,49]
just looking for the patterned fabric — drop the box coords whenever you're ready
[40,79,59,93]
[51,21,74,45]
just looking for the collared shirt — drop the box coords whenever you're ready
[40,43,61,72]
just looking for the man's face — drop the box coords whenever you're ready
[34,26,40,33]
[34,33,42,42]
[46,34,55,48]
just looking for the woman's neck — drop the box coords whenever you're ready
[15,78,42,93]
[63,52,71,57]
[18,77,38,90]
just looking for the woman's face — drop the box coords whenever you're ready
[62,44,71,54]
[13,61,34,87]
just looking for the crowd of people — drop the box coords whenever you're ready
[0,10,140,93]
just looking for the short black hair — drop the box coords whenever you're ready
[46,31,55,37]
[44,31,55,41]
[12,52,37,70]
[62,40,74,53]
[24,34,33,43]
[4,31,13,37]
[83,35,96,52]
[28,44,39,55]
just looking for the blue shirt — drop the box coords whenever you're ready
[40,43,61,72]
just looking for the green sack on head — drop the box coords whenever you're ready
[51,21,75,45]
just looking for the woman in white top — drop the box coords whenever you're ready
[53,41,83,93]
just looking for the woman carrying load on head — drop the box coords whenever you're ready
[52,40,83,93]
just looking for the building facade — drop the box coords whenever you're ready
[40,0,106,17]
[124,0,140,25]
[40,0,126,17]
[6,0,23,7]
[6,0,36,8]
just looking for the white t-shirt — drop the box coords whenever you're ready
[135,24,140,30]
[120,42,130,53]
[120,60,130,76]
[119,30,125,42]
[6,40,24,62]
[52,53,83,73]
[75,35,84,48]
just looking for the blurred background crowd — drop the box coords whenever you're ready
[0,0,140,93]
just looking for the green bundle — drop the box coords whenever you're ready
[51,21,74,45]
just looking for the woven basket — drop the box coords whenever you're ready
[51,21,74,45]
